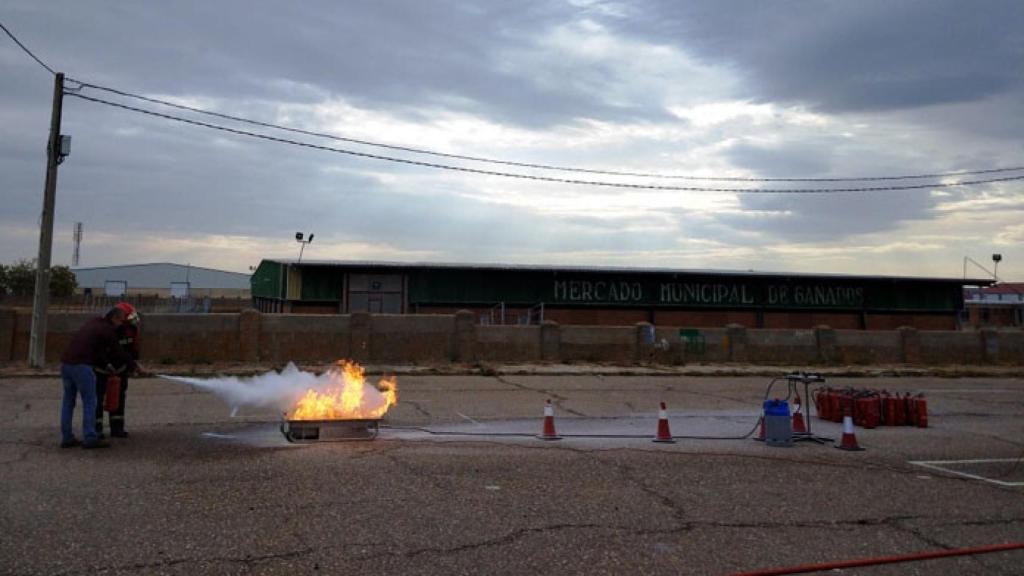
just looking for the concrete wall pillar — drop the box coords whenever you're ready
[726,324,747,362]
[238,308,261,362]
[898,326,921,364]
[350,312,371,363]
[980,328,999,364]
[815,325,837,364]
[452,310,477,362]
[540,320,561,362]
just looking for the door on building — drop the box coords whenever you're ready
[347,274,404,313]
[104,280,127,297]
[170,282,190,299]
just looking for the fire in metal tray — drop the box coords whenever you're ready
[282,360,398,442]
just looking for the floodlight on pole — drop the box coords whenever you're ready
[296,231,314,263]
[992,254,1002,282]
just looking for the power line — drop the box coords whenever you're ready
[66,91,1024,194]
[0,19,55,75]
[67,78,1024,184]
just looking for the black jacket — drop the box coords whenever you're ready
[60,316,138,372]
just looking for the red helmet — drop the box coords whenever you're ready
[115,302,140,325]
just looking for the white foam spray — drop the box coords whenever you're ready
[159,363,389,416]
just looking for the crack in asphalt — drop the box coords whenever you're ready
[351,522,604,561]
[491,375,536,393]
[492,375,588,417]
[931,516,1024,527]
[588,452,691,527]
[49,546,316,575]
[0,446,32,466]
[550,400,588,417]
[891,518,954,550]
[663,386,753,405]
[401,399,433,418]
[629,515,937,537]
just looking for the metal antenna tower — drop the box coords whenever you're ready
[72,221,82,266]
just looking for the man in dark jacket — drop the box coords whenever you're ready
[59,307,140,449]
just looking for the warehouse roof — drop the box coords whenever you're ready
[73,263,250,289]
[260,259,993,286]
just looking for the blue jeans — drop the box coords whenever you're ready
[60,363,98,443]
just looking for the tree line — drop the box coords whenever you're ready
[0,259,78,297]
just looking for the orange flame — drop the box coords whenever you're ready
[289,360,398,420]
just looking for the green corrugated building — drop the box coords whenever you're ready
[251,259,991,330]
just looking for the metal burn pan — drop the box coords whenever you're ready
[281,418,380,442]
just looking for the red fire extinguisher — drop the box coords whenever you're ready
[915,394,928,428]
[862,394,881,429]
[837,389,847,422]
[907,394,919,427]
[894,394,908,426]
[881,392,895,426]
[105,375,122,412]
[814,388,830,421]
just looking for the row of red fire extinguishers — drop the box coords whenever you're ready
[813,387,928,429]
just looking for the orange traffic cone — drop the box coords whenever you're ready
[792,394,807,434]
[653,402,675,443]
[538,399,561,440]
[754,415,765,442]
[835,415,864,451]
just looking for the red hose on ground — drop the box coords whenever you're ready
[730,542,1024,576]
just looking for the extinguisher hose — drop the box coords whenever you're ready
[385,377,798,441]
[762,378,786,401]
[730,541,1024,576]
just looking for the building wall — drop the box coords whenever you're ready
[654,310,760,328]
[964,305,1023,329]
[397,304,959,331]
[76,287,251,298]
[256,261,975,331]
[3,308,1020,367]
[864,313,957,331]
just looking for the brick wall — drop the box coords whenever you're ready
[2,309,1019,366]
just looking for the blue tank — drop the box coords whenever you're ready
[763,399,792,447]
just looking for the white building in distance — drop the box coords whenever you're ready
[72,263,250,298]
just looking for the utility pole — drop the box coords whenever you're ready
[28,72,65,367]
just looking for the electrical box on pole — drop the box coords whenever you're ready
[28,72,65,367]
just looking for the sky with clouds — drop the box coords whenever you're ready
[2,0,1022,280]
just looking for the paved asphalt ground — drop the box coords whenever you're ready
[1,367,1023,575]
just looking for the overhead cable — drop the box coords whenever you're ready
[66,92,1024,194]
[0,20,55,75]
[67,78,1024,183]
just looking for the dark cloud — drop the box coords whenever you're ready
[5,1,666,129]
[724,141,835,178]
[611,0,1024,113]
[721,190,939,241]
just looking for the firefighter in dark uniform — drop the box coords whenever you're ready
[95,302,140,439]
